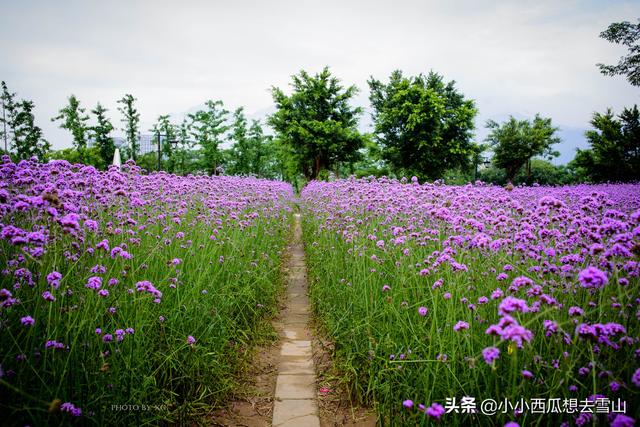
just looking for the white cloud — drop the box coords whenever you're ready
[0,0,638,162]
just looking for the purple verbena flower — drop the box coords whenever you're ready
[482,347,500,364]
[20,316,35,326]
[578,266,608,289]
[453,321,470,331]
[425,402,445,419]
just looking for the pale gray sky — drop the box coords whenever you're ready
[1,0,638,163]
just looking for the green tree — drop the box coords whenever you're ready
[597,18,640,86]
[268,67,366,180]
[479,159,573,186]
[270,137,302,189]
[569,106,640,182]
[189,100,229,175]
[51,95,89,155]
[470,143,489,182]
[248,119,274,177]
[350,138,392,178]
[227,108,272,176]
[368,70,478,180]
[117,94,140,161]
[48,146,102,166]
[173,118,194,175]
[1,81,17,153]
[90,103,115,169]
[13,100,50,161]
[227,107,250,174]
[150,114,177,172]
[485,115,560,183]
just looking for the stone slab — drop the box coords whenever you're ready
[284,313,310,324]
[281,340,312,357]
[279,357,315,374]
[282,327,309,340]
[275,374,316,399]
[272,399,318,426]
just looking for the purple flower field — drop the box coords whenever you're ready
[301,177,640,426]
[2,157,639,426]
[0,156,293,425]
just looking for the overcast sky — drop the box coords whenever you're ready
[1,0,638,163]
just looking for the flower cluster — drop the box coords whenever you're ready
[300,177,640,425]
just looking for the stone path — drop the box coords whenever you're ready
[271,213,320,427]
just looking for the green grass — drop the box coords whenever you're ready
[301,209,639,426]
[1,197,293,426]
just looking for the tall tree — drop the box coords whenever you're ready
[172,118,195,175]
[569,106,640,182]
[150,115,177,172]
[485,115,560,182]
[368,70,477,180]
[189,100,229,175]
[90,103,115,169]
[51,95,89,154]
[247,119,270,177]
[268,67,366,180]
[13,100,50,161]
[117,94,140,160]
[228,112,272,177]
[597,18,640,86]
[227,107,251,175]
[1,81,17,153]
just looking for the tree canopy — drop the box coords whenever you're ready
[90,103,115,169]
[485,115,560,183]
[368,70,478,180]
[13,100,50,161]
[226,108,273,177]
[117,94,140,160]
[189,100,229,175]
[268,67,366,180]
[597,18,640,86]
[51,95,89,152]
[1,81,17,153]
[569,106,640,182]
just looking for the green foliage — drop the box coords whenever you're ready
[485,115,560,182]
[368,70,478,180]
[1,81,50,160]
[136,151,161,173]
[597,18,640,86]
[0,172,292,425]
[568,106,640,182]
[226,108,276,178]
[189,100,229,175]
[90,103,115,169]
[479,159,574,185]
[12,100,50,161]
[1,81,17,153]
[117,94,140,160]
[347,137,392,178]
[48,146,104,167]
[268,67,367,180]
[226,107,250,175]
[150,115,177,173]
[269,138,302,190]
[51,95,89,154]
[172,118,199,175]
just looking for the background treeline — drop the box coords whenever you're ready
[1,19,638,186]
